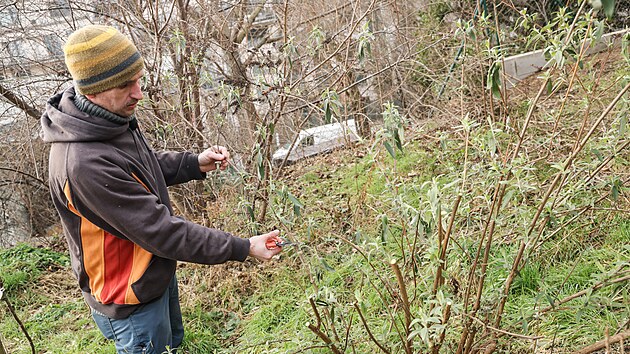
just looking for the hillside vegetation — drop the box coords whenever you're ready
[1,2,629,354]
[2,47,629,352]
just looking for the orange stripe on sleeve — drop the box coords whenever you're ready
[131,173,150,192]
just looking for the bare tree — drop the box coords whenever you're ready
[78,0,431,222]
[0,1,69,245]
[0,0,442,233]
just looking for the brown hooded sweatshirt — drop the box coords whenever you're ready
[41,87,250,319]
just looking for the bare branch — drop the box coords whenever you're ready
[0,167,48,187]
[573,329,630,354]
[0,83,41,120]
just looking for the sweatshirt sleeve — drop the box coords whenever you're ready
[67,150,249,264]
[154,150,206,186]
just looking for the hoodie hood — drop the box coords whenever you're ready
[41,86,131,143]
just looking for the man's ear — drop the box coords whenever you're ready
[84,93,99,104]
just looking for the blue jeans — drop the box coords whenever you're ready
[92,276,184,354]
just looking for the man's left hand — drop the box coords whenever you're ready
[198,145,230,172]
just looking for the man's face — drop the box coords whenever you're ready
[86,70,144,117]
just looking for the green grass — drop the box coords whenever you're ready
[29,301,114,354]
[0,244,112,354]
[499,217,630,351]
[0,244,69,290]
[181,309,235,352]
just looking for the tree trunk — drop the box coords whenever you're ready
[344,70,371,139]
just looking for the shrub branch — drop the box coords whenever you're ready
[0,280,35,354]
[573,329,630,354]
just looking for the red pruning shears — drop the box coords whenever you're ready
[265,236,294,250]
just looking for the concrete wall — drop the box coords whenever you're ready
[502,29,629,88]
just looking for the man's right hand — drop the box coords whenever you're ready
[249,230,283,261]
[198,145,230,172]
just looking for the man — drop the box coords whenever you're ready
[41,25,282,353]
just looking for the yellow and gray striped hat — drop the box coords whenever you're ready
[63,25,144,95]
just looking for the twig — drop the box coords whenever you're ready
[353,303,391,354]
[390,259,412,354]
[432,302,452,354]
[572,329,630,354]
[0,281,36,354]
[468,314,543,341]
[341,309,354,353]
[533,176,630,251]
[433,195,462,293]
[309,297,322,328]
[337,235,397,306]
[288,0,377,91]
[306,322,343,354]
[538,274,630,314]
[0,167,48,187]
[337,235,407,345]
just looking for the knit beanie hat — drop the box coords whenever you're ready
[63,25,144,95]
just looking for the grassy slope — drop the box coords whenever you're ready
[1,52,629,354]
[0,144,628,353]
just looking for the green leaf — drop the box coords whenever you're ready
[466,24,476,41]
[246,205,255,222]
[492,71,501,99]
[554,50,564,67]
[394,129,404,152]
[380,215,389,244]
[546,78,553,95]
[287,194,303,209]
[622,33,630,61]
[487,62,502,99]
[419,327,429,342]
[384,141,396,159]
[612,178,621,201]
[592,148,604,162]
[521,314,529,333]
[324,103,332,123]
[501,189,515,210]
[321,89,342,123]
[601,0,615,18]
[321,258,335,272]
[268,122,275,136]
[257,154,266,180]
[619,113,627,137]
[550,162,566,173]
[315,299,329,306]
[545,293,555,308]
[593,21,604,42]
